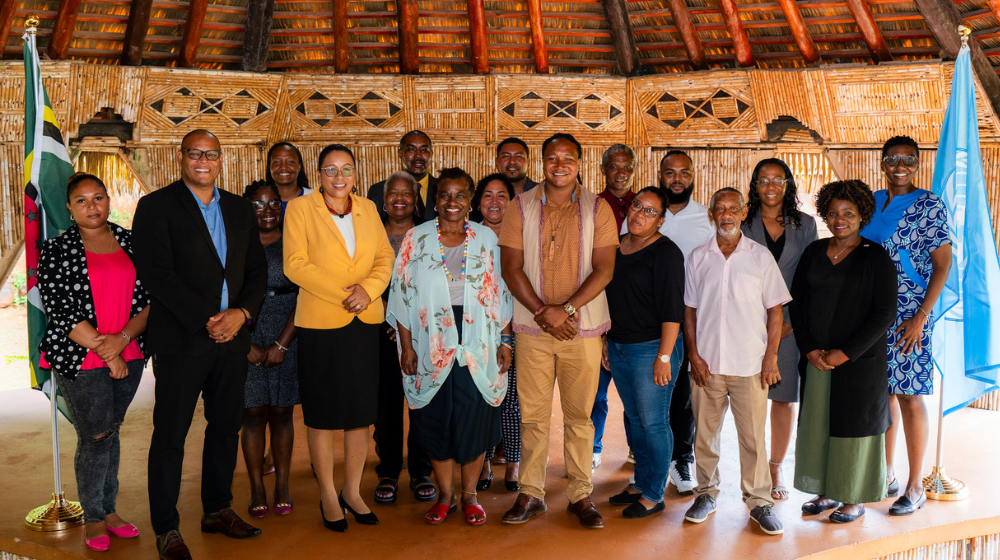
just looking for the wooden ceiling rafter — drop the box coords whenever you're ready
[397,0,420,74]
[718,0,754,67]
[332,0,349,72]
[242,0,276,72]
[178,0,207,67]
[121,0,154,66]
[47,0,84,60]
[777,0,821,66]
[665,0,706,70]
[467,0,489,73]
[0,0,17,54]
[526,0,550,73]
[842,0,893,62]
[602,0,642,75]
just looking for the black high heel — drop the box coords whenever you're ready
[339,492,379,525]
[505,479,520,492]
[320,501,348,532]
[476,469,493,491]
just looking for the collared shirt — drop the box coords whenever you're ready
[521,176,539,194]
[188,185,228,311]
[499,183,619,305]
[684,233,791,377]
[620,199,714,260]
[598,188,635,232]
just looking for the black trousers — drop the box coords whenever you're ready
[148,346,247,535]
[670,354,695,464]
[374,323,431,481]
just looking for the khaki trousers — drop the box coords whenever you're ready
[515,332,602,503]
[691,373,774,510]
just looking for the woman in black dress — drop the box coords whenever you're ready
[241,182,300,518]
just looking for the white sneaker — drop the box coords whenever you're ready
[669,460,697,494]
[592,452,602,470]
[628,472,636,485]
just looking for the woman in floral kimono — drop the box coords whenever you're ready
[387,167,514,527]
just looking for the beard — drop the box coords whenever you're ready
[714,222,740,240]
[663,183,694,205]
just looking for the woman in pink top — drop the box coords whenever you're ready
[37,174,150,552]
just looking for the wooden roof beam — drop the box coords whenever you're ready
[48,0,83,60]
[776,0,820,65]
[912,0,1000,125]
[843,0,892,62]
[121,0,154,66]
[526,0,549,73]
[0,0,18,55]
[241,0,276,72]
[665,0,707,69]
[718,0,754,67]
[397,0,419,73]
[333,0,349,72]
[179,0,207,67]
[601,0,643,75]
[467,0,489,73]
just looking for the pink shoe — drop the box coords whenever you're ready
[106,524,140,538]
[85,529,111,552]
[273,502,293,515]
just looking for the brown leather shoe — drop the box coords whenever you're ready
[567,496,605,529]
[156,530,192,560]
[201,507,262,539]
[501,492,547,524]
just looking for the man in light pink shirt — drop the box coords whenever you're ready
[680,187,791,536]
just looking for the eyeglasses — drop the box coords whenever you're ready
[252,200,282,211]
[755,178,787,187]
[182,148,221,161]
[629,200,662,218]
[883,155,919,167]
[321,166,355,178]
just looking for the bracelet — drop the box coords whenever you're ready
[916,308,930,320]
[501,342,513,351]
[274,341,288,353]
[120,330,131,343]
[500,334,514,344]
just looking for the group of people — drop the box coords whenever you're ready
[37,126,951,558]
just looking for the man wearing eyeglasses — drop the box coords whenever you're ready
[367,130,437,221]
[495,137,539,195]
[133,129,267,560]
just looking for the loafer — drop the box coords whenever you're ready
[683,494,716,523]
[749,505,784,535]
[889,491,926,516]
[201,507,262,539]
[623,500,665,519]
[887,478,899,498]
[801,499,843,515]
[567,496,604,529]
[502,493,546,524]
[609,489,643,506]
[830,504,865,523]
[156,530,192,560]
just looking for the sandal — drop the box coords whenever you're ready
[410,476,437,502]
[424,502,457,525]
[463,503,486,526]
[374,477,398,505]
[771,486,790,501]
[248,503,269,518]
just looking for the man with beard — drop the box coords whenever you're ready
[681,188,789,536]
[368,130,437,220]
[495,137,539,195]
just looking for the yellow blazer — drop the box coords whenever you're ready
[283,190,395,329]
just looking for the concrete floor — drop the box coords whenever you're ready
[1,367,998,560]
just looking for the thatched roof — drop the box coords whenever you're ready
[2,0,998,75]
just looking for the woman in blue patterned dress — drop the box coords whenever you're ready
[860,136,952,516]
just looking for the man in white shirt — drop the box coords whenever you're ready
[681,187,790,536]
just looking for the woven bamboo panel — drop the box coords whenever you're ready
[0,144,25,252]
[749,69,830,142]
[631,71,760,147]
[277,75,406,144]
[135,145,266,195]
[494,75,627,145]
[970,389,1000,411]
[65,65,147,138]
[876,533,1000,560]
[134,68,285,145]
[0,62,71,143]
[411,77,489,144]
[943,64,1000,141]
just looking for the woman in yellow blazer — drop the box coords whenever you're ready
[284,144,395,531]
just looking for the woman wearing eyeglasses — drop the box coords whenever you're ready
[860,136,952,516]
[239,182,300,519]
[740,158,817,502]
[603,187,685,519]
[283,144,396,531]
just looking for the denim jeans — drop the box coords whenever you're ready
[591,366,632,453]
[607,339,678,503]
[56,360,144,523]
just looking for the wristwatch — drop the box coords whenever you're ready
[562,302,578,321]
[657,353,669,364]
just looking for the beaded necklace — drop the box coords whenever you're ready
[436,217,469,281]
[322,190,352,217]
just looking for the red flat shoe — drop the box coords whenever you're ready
[85,529,111,552]
[463,504,486,526]
[424,503,457,525]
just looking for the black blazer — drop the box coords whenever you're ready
[131,180,267,356]
[37,223,149,379]
[367,174,438,222]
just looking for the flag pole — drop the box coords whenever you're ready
[922,24,972,503]
[22,13,84,531]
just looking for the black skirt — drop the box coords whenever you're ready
[297,319,379,430]
[409,306,502,464]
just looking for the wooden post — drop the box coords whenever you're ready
[0,0,18,57]
[526,0,549,73]
[242,0,276,72]
[47,0,84,60]
[0,240,24,291]
[179,0,208,68]
[332,0,349,73]
[397,0,419,74]
[912,0,1000,123]
[121,0,154,66]
[467,0,489,74]
[665,0,707,70]
[601,0,642,76]
[843,0,893,63]
[776,0,820,66]
[718,0,754,67]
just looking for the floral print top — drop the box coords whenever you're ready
[387,221,513,409]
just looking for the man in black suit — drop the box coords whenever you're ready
[132,129,267,560]
[367,130,437,220]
